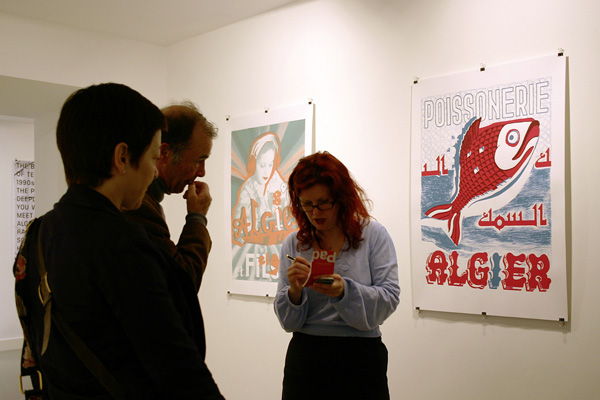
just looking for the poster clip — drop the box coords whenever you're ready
[480,63,486,72]
[558,48,564,57]
[413,77,419,84]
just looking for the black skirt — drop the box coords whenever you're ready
[282,332,390,400]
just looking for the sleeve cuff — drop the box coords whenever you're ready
[329,278,350,304]
[186,212,208,226]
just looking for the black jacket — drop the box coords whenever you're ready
[22,185,223,399]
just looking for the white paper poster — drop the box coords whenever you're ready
[13,160,35,258]
[228,103,314,297]
[410,55,568,321]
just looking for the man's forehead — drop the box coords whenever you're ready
[185,129,212,156]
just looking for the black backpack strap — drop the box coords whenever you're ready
[50,311,128,400]
[15,218,46,399]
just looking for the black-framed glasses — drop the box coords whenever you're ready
[298,201,336,212]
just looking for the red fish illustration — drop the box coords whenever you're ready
[426,117,540,246]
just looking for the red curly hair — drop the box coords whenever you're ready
[288,151,372,251]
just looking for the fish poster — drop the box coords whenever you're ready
[410,55,568,321]
[228,103,314,297]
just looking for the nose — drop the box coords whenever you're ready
[196,161,206,178]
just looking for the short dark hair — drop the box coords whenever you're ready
[56,83,166,187]
[161,101,217,162]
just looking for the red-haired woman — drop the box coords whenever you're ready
[274,151,400,400]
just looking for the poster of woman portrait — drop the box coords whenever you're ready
[228,103,314,296]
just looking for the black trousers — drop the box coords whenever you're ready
[282,332,390,400]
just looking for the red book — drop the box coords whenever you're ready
[303,250,336,286]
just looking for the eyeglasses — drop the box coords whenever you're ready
[298,201,336,212]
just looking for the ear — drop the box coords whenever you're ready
[158,142,171,162]
[113,142,130,175]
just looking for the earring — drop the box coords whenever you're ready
[122,168,127,175]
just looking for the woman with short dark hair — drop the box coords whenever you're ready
[15,83,224,399]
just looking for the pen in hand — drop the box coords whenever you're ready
[286,254,334,285]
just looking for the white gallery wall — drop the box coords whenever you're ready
[0,13,168,113]
[0,118,34,348]
[165,1,600,399]
[1,0,599,399]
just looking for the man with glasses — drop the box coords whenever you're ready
[124,101,217,291]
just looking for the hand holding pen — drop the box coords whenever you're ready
[285,254,310,305]
[287,255,334,285]
[287,254,344,299]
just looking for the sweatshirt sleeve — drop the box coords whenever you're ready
[273,234,309,332]
[330,222,400,331]
[124,193,211,292]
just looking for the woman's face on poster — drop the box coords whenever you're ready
[255,146,275,185]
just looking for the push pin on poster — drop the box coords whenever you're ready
[480,63,486,72]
